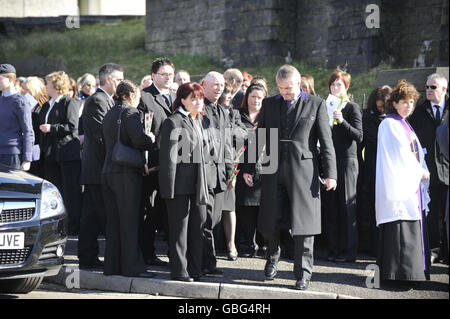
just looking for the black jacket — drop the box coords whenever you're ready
[102,103,154,175]
[39,96,81,162]
[409,98,449,186]
[137,83,176,170]
[80,88,114,184]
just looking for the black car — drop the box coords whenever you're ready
[0,163,67,293]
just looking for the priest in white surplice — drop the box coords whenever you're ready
[376,80,431,284]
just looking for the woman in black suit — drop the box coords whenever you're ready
[39,71,82,235]
[323,68,363,263]
[159,82,209,282]
[235,83,267,258]
[101,80,155,277]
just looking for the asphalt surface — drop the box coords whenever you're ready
[44,234,449,299]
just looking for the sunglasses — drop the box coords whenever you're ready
[426,85,438,90]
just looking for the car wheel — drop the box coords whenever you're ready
[0,277,44,294]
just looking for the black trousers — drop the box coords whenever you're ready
[139,174,169,261]
[77,184,106,264]
[166,195,207,278]
[202,190,224,270]
[236,206,265,252]
[427,183,449,261]
[102,173,145,277]
[263,160,315,280]
[44,160,82,235]
[323,157,359,260]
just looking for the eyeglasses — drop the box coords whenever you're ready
[157,73,174,78]
[426,85,438,90]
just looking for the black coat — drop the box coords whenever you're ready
[409,98,449,186]
[361,107,385,188]
[80,88,114,185]
[158,111,209,205]
[102,103,154,175]
[232,89,245,109]
[257,93,337,236]
[235,109,261,206]
[137,83,176,169]
[202,99,234,192]
[39,96,82,162]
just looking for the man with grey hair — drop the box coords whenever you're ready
[409,73,449,264]
[78,63,123,269]
[255,64,337,290]
[223,68,245,109]
[201,71,234,276]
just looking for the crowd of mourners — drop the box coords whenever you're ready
[0,59,448,291]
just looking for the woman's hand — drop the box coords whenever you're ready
[325,178,337,191]
[243,173,253,187]
[21,161,31,171]
[39,124,51,133]
[332,110,344,124]
[227,178,236,190]
[143,164,150,176]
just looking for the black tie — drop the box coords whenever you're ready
[434,105,441,125]
[162,94,171,108]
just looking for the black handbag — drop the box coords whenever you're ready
[111,107,145,168]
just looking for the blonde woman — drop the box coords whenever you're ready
[39,71,83,235]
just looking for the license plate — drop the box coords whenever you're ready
[0,232,25,250]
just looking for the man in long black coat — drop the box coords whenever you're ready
[78,63,123,269]
[409,73,449,264]
[137,57,176,266]
[256,65,337,290]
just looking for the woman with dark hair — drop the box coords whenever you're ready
[159,82,210,282]
[235,83,267,258]
[323,68,363,263]
[376,79,431,284]
[359,85,392,256]
[101,80,156,277]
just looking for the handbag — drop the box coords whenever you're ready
[111,107,145,168]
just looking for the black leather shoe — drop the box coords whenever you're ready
[295,279,310,290]
[202,267,223,277]
[172,276,193,282]
[145,257,169,267]
[79,260,104,270]
[264,261,277,280]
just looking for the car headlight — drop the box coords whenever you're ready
[40,180,65,219]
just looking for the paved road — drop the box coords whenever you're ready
[56,235,448,299]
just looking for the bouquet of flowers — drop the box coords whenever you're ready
[333,93,350,125]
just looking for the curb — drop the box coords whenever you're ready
[44,266,354,299]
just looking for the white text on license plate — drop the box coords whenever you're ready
[0,232,25,249]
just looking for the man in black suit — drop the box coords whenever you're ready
[255,65,337,290]
[137,57,176,267]
[78,63,124,269]
[409,73,449,264]
[201,71,234,275]
[224,68,245,109]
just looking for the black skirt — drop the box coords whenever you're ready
[222,188,236,211]
[377,210,431,281]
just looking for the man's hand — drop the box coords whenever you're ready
[243,173,253,187]
[39,124,51,133]
[21,161,31,171]
[325,178,337,191]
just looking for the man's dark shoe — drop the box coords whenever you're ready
[136,271,156,278]
[145,256,169,267]
[79,260,104,270]
[202,267,223,277]
[264,260,277,280]
[295,279,310,290]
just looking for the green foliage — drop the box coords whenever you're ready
[2,17,391,108]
